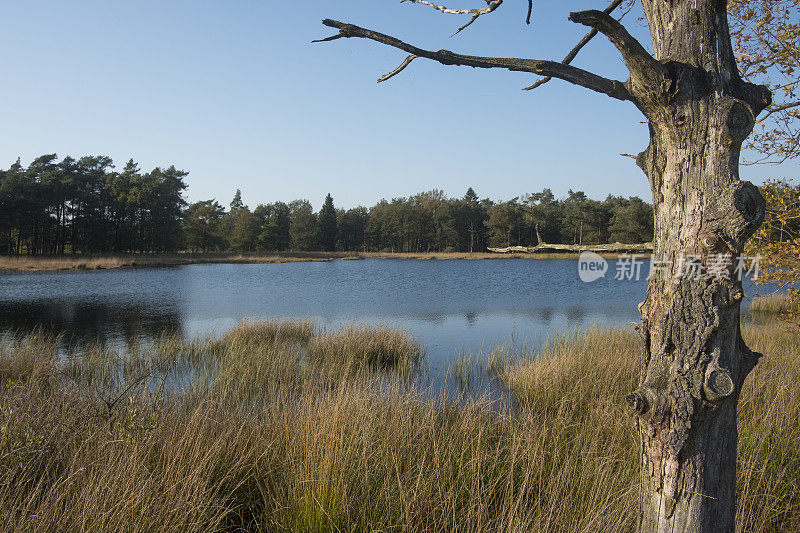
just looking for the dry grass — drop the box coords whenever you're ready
[736,323,800,531]
[749,293,797,314]
[213,319,315,348]
[495,324,800,533]
[308,325,421,376]
[0,321,797,531]
[0,251,630,271]
[0,253,336,271]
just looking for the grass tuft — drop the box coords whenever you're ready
[212,318,315,349]
[308,324,421,375]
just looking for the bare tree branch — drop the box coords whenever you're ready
[759,100,800,121]
[399,0,503,36]
[399,0,500,17]
[311,34,346,44]
[568,10,665,88]
[378,55,419,83]
[524,0,627,91]
[318,19,633,102]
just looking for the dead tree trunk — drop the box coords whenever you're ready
[628,3,770,531]
[318,2,772,530]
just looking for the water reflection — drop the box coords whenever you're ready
[0,259,772,370]
[0,301,182,347]
[419,312,446,324]
[565,306,587,324]
[464,311,477,327]
[535,307,554,325]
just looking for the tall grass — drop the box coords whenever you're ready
[736,324,800,530]
[0,320,797,531]
[213,319,315,349]
[307,325,421,377]
[750,293,797,314]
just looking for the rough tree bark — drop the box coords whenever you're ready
[628,2,770,531]
[318,2,772,531]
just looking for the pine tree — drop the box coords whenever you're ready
[319,193,337,252]
[230,189,244,212]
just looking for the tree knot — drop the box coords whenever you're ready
[724,100,756,145]
[707,181,766,250]
[626,391,648,414]
[703,367,735,402]
[626,387,669,423]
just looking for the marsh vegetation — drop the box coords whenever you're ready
[0,317,796,532]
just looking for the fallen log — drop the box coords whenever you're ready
[487,241,654,254]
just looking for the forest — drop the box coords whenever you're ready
[1,153,660,255]
[0,155,186,255]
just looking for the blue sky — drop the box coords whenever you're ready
[1,1,796,210]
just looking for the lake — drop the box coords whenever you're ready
[0,258,768,374]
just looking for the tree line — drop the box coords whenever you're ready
[184,187,654,253]
[0,155,187,255]
[0,154,655,255]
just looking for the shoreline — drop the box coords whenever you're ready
[0,251,641,272]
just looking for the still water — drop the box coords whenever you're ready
[0,258,765,373]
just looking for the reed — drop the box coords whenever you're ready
[749,293,796,314]
[0,320,796,531]
[307,324,421,376]
[212,318,315,349]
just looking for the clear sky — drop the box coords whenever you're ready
[1,1,796,210]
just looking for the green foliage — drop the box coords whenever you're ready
[228,207,261,252]
[607,196,654,244]
[523,188,561,245]
[288,199,319,251]
[746,179,800,328]
[0,155,188,255]
[1,156,655,255]
[561,190,591,245]
[486,198,524,247]
[229,189,244,212]
[319,193,337,252]
[484,189,653,249]
[338,206,368,252]
[453,187,488,252]
[255,202,291,251]
[729,0,800,164]
[183,200,226,253]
